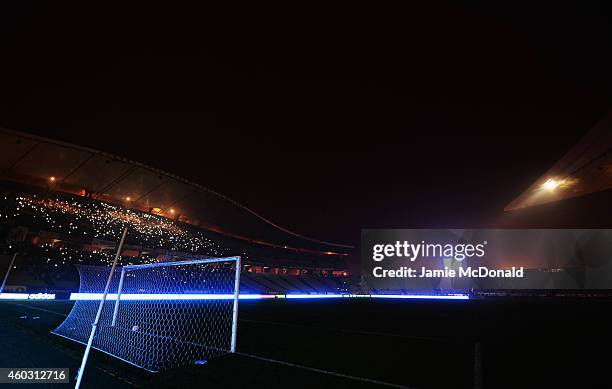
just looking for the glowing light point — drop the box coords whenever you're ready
[49,176,56,182]
[541,178,560,191]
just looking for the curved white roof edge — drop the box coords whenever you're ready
[0,127,354,250]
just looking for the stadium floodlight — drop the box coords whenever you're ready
[542,178,561,191]
[53,242,241,387]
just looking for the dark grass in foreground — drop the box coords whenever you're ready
[0,298,611,389]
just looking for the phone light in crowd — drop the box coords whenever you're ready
[49,176,56,182]
[170,209,175,214]
[125,196,131,201]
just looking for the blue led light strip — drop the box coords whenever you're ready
[65,293,469,301]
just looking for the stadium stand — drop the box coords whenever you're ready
[0,185,354,296]
[0,128,357,298]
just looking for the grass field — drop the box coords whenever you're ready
[1,298,610,389]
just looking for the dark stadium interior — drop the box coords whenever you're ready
[2,3,612,248]
[2,3,612,389]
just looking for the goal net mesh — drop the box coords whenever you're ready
[52,257,240,372]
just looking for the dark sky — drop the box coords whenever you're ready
[1,3,611,247]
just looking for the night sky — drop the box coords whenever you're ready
[1,3,611,247]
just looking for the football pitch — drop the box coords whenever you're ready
[0,298,609,388]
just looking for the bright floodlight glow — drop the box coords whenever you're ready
[49,176,56,182]
[541,178,561,191]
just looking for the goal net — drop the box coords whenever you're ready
[52,257,241,372]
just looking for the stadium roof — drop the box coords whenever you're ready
[0,127,353,256]
[505,110,612,211]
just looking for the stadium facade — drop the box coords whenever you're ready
[483,110,612,294]
[503,110,612,214]
[1,108,611,298]
[365,110,612,296]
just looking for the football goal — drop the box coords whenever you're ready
[52,256,242,374]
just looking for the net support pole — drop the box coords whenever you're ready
[0,252,18,294]
[111,267,126,327]
[230,256,241,353]
[75,226,128,389]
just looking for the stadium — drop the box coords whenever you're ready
[2,4,612,388]
[2,113,612,388]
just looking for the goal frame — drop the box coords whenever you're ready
[56,253,241,389]
[109,257,242,352]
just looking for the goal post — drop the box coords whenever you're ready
[231,255,241,353]
[110,266,126,327]
[52,256,242,375]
